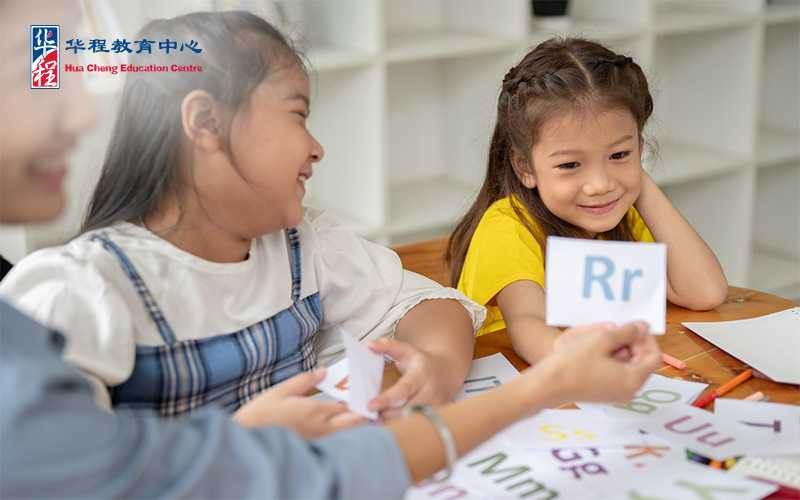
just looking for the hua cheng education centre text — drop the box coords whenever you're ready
[64,63,203,75]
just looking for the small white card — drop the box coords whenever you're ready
[636,405,775,461]
[454,353,520,402]
[315,333,384,420]
[715,399,800,455]
[500,408,647,451]
[545,236,667,333]
[578,373,708,423]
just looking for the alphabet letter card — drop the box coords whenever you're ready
[545,236,667,333]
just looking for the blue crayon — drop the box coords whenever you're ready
[688,452,711,465]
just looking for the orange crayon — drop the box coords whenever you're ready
[692,370,753,408]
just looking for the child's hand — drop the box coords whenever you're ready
[364,337,454,420]
[233,368,367,438]
[532,321,661,409]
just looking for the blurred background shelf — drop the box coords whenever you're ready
[385,31,518,63]
[2,0,798,301]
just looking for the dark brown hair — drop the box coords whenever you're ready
[447,37,654,286]
[82,11,304,234]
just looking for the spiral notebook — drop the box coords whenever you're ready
[682,307,800,385]
[729,455,800,490]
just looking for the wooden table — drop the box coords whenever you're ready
[472,286,800,408]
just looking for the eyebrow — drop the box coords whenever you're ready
[286,92,310,108]
[549,134,635,157]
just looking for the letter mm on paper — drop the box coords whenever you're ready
[545,236,667,333]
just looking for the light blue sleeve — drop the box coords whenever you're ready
[0,301,411,499]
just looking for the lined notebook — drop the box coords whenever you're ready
[682,307,800,385]
[728,455,800,490]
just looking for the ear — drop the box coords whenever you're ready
[181,90,222,153]
[510,148,537,189]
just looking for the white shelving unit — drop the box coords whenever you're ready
[751,1,800,299]
[3,0,798,300]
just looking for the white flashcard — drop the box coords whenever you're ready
[341,332,384,419]
[630,431,689,470]
[402,480,486,500]
[449,437,597,500]
[520,445,664,498]
[500,408,647,451]
[454,353,520,402]
[314,356,351,402]
[635,405,776,461]
[624,460,777,500]
[545,236,667,333]
[578,373,708,423]
[315,333,384,420]
[714,399,800,455]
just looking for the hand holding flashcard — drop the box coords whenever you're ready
[315,332,384,420]
[545,236,667,333]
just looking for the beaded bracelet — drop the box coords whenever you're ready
[402,405,457,482]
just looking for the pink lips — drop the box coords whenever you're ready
[35,166,68,190]
[580,198,618,215]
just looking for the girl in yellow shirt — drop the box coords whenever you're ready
[448,37,728,365]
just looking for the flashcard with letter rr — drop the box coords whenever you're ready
[545,236,667,333]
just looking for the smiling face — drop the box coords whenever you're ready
[513,108,643,237]
[194,62,324,238]
[0,1,97,224]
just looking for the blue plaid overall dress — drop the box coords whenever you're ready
[91,228,321,417]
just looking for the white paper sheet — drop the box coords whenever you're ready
[682,307,800,385]
[635,405,777,461]
[715,399,800,455]
[545,236,667,333]
[454,353,520,402]
[577,373,708,423]
[624,460,778,500]
[314,356,351,402]
[340,332,383,419]
[500,408,647,451]
[449,437,597,500]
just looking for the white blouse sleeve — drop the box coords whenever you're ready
[0,244,138,407]
[305,209,486,366]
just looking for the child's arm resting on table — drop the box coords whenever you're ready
[366,298,475,418]
[496,280,639,365]
[495,279,562,365]
[634,171,728,310]
[308,209,484,418]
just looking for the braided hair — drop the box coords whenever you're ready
[447,37,654,287]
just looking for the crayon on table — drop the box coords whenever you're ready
[661,352,686,370]
[692,369,753,408]
[743,391,765,402]
[687,452,710,465]
[724,457,739,469]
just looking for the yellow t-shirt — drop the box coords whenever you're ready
[456,197,654,336]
